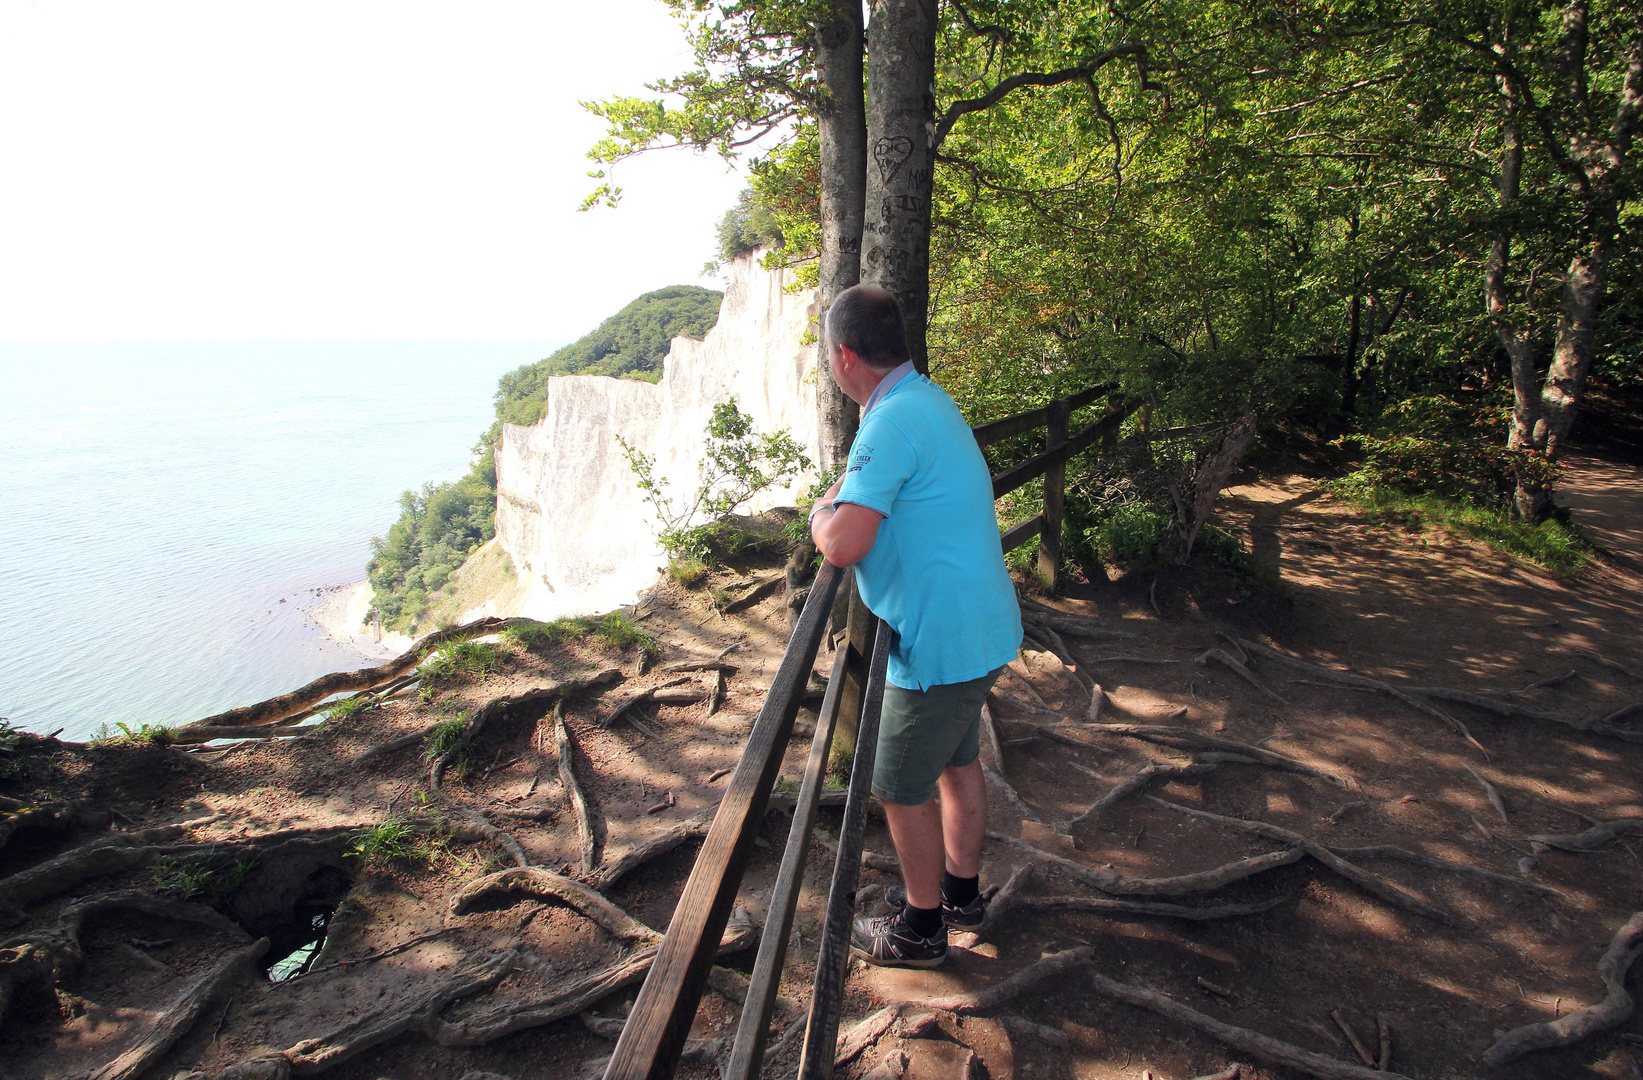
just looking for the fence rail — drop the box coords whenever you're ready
[605,380,1117,1080]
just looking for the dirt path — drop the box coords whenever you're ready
[2,468,1641,1080]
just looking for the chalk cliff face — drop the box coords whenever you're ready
[495,254,819,619]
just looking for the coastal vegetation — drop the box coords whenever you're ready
[367,285,725,630]
[589,0,1641,580]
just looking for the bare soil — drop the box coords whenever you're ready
[2,456,1641,1080]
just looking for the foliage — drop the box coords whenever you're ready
[669,558,710,588]
[1329,395,1558,512]
[347,817,444,872]
[367,456,498,631]
[492,286,724,429]
[0,718,20,755]
[1325,485,1591,575]
[714,187,786,267]
[620,398,810,564]
[92,722,174,747]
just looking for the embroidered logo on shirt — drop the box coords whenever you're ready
[847,445,873,473]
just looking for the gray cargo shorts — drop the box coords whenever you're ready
[870,666,1005,806]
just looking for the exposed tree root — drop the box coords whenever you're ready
[815,829,899,874]
[429,670,622,794]
[1009,719,1345,787]
[442,807,530,869]
[590,810,715,892]
[1,889,250,1023]
[1026,627,1100,705]
[353,722,445,765]
[1197,649,1290,706]
[1327,845,1568,898]
[0,798,110,851]
[987,831,1305,897]
[1481,910,1643,1067]
[1527,816,1643,854]
[952,863,1032,950]
[1019,605,1139,642]
[1597,700,1643,728]
[1463,765,1509,823]
[88,937,269,1080]
[1017,895,1285,921]
[167,725,326,745]
[921,945,1094,1013]
[179,616,540,731]
[660,644,743,674]
[1088,972,1413,1080]
[552,700,599,873]
[1064,760,1220,832]
[0,821,207,907]
[577,1011,727,1063]
[980,704,1040,824]
[1403,685,1642,743]
[1000,1014,1071,1047]
[1147,798,1455,925]
[1235,639,1487,753]
[835,1005,905,1069]
[721,572,785,614]
[448,867,659,943]
[432,908,755,1048]
[246,947,524,1074]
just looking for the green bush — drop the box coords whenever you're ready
[1087,505,1169,568]
[621,398,810,565]
[503,612,658,658]
[1332,394,1556,513]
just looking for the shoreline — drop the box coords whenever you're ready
[303,580,412,661]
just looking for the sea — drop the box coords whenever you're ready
[0,341,558,742]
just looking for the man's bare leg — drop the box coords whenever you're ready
[881,758,988,910]
[937,758,986,878]
[881,798,944,910]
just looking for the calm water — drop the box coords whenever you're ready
[0,341,556,741]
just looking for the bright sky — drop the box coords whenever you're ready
[0,1,750,341]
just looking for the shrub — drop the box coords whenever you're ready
[1086,505,1169,569]
[620,398,810,565]
[1332,394,1556,513]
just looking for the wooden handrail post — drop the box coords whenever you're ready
[1037,397,1069,592]
[827,572,878,777]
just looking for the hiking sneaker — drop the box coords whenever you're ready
[849,909,949,969]
[884,884,989,935]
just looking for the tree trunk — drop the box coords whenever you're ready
[1514,236,1611,517]
[861,0,939,374]
[814,0,867,471]
[1162,411,1258,565]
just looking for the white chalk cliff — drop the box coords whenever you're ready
[494,253,820,620]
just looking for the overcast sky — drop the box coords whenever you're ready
[0,1,752,341]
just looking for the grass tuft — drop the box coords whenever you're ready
[503,612,659,660]
[348,817,444,871]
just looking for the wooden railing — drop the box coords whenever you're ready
[604,381,1125,1080]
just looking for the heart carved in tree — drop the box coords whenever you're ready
[872,136,915,182]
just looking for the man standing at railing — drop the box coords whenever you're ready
[809,284,1024,968]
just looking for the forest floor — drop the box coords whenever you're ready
[2,452,1641,1080]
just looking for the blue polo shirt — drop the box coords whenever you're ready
[836,372,1023,690]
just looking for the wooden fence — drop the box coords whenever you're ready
[603,381,1127,1080]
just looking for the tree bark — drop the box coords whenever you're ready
[815,0,867,470]
[861,0,939,373]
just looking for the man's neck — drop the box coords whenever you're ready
[861,360,917,415]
